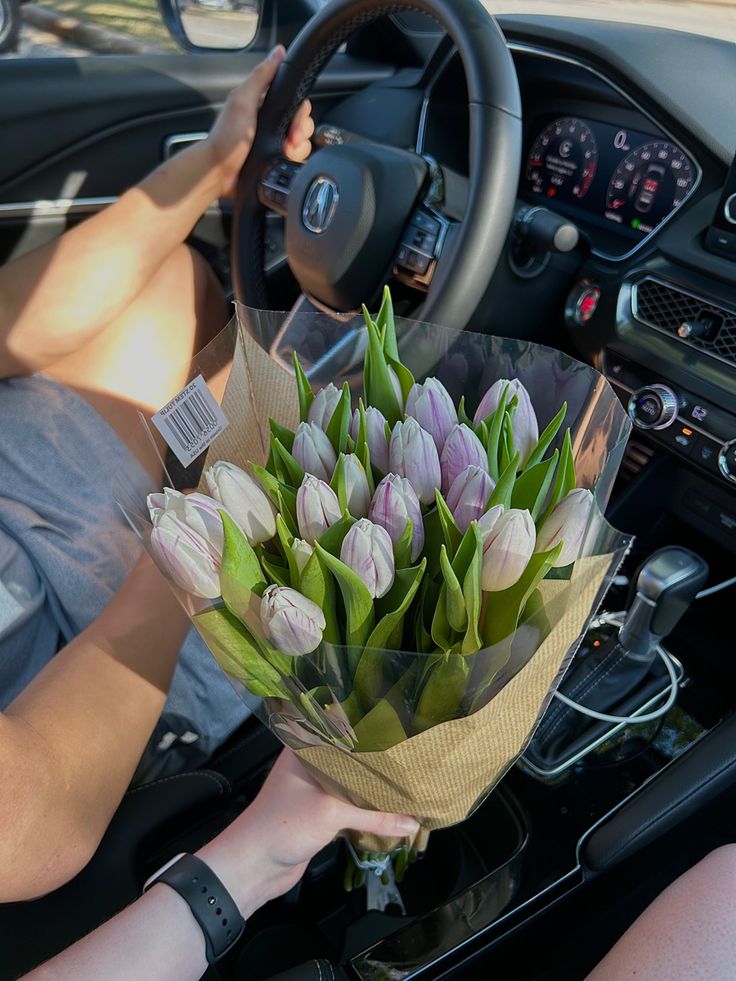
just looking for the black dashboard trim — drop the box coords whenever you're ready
[506,43,703,264]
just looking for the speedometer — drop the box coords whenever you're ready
[525,117,599,202]
[605,141,695,234]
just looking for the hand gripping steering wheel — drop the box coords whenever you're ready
[232,0,521,330]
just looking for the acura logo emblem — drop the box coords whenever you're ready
[302,177,339,234]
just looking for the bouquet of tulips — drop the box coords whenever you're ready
[115,291,631,892]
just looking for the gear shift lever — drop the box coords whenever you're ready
[619,547,710,661]
[525,547,709,772]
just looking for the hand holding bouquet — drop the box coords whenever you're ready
[117,291,630,885]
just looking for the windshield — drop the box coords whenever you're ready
[483,0,736,43]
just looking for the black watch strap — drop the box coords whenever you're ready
[143,853,245,964]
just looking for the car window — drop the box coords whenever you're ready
[1,0,260,58]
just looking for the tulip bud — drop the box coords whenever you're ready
[350,406,390,474]
[389,366,405,410]
[340,518,395,599]
[536,488,594,567]
[440,424,488,495]
[293,421,338,483]
[296,475,342,545]
[260,585,326,656]
[479,507,536,592]
[446,465,496,533]
[405,377,458,453]
[389,417,442,505]
[338,453,372,519]
[204,460,276,545]
[369,473,424,562]
[308,383,342,431]
[474,378,539,466]
[147,488,225,599]
[290,538,314,576]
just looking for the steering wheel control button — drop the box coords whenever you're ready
[628,385,679,431]
[260,159,301,216]
[705,225,736,260]
[719,440,736,484]
[565,279,601,327]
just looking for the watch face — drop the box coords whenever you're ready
[142,852,188,893]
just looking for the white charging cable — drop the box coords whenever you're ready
[552,642,679,725]
[697,574,736,599]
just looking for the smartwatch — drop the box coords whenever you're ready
[143,853,246,964]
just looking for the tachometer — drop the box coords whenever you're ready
[525,117,599,202]
[605,141,694,234]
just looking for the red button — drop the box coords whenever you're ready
[577,287,601,323]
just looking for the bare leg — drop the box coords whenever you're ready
[45,245,229,455]
[587,845,736,980]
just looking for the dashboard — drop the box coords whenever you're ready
[523,115,696,240]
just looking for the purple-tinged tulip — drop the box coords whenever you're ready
[369,474,424,562]
[290,538,314,576]
[148,488,225,599]
[405,377,458,453]
[446,466,496,533]
[260,585,326,656]
[308,383,342,431]
[350,406,390,474]
[440,424,488,495]
[389,366,405,411]
[536,488,594,567]
[205,460,276,545]
[293,421,337,482]
[474,378,539,466]
[339,453,371,519]
[340,518,395,599]
[296,475,342,545]
[479,507,536,592]
[389,417,442,505]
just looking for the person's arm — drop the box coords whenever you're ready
[0,554,191,902]
[22,751,420,981]
[0,46,313,380]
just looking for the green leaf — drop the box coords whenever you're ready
[269,418,295,453]
[315,544,375,648]
[363,306,402,425]
[541,429,575,523]
[272,436,305,488]
[393,518,414,570]
[460,524,483,654]
[194,606,288,698]
[485,383,511,481]
[481,542,564,648]
[435,489,462,559]
[376,285,399,362]
[415,577,435,653]
[500,411,515,474]
[414,650,470,732]
[276,514,299,588]
[325,382,352,454]
[300,549,341,644]
[251,465,298,536]
[365,560,427,651]
[388,356,415,406]
[260,554,290,588]
[317,511,356,558]
[292,351,314,424]
[431,583,456,652]
[525,402,568,471]
[439,545,467,633]
[220,511,267,622]
[488,452,521,510]
[352,696,407,751]
[474,419,489,445]
[511,450,559,520]
[458,395,473,428]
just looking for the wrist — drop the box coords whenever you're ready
[196,821,279,920]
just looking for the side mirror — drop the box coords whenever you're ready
[159,0,262,51]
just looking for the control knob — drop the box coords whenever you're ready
[719,439,736,484]
[628,384,679,431]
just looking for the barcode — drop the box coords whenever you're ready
[151,374,229,468]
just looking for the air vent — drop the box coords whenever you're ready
[619,440,656,483]
[632,277,736,367]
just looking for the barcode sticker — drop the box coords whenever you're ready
[151,375,229,468]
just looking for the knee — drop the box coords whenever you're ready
[686,844,736,903]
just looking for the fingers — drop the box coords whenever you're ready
[284,99,315,163]
[337,805,420,840]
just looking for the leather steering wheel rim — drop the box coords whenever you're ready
[232,0,522,330]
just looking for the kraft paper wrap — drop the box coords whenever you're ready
[203,324,618,853]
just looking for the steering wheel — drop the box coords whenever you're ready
[232,0,521,330]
